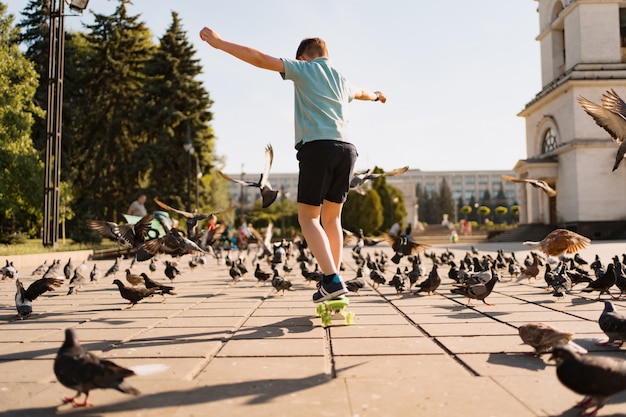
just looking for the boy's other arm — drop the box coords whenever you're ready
[353,89,386,103]
[200,27,284,72]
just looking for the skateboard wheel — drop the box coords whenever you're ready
[345,312,356,324]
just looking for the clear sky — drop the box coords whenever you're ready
[7,0,541,175]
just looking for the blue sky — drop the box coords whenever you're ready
[7,0,541,175]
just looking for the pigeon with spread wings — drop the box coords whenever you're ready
[501,175,557,197]
[350,165,409,189]
[218,144,278,208]
[577,89,626,171]
[86,213,155,249]
[153,197,233,235]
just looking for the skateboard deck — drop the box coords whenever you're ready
[315,297,355,327]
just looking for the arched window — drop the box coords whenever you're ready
[542,128,558,154]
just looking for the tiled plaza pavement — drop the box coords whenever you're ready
[1,240,626,417]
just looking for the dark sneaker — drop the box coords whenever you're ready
[312,274,348,303]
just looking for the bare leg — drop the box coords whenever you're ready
[320,200,344,271]
[298,202,339,276]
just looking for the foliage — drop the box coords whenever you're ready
[343,189,383,235]
[0,3,45,237]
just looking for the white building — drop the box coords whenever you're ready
[225,169,520,226]
[516,0,626,239]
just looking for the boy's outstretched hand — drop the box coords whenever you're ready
[200,27,221,47]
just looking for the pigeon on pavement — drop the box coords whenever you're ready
[14,277,63,319]
[597,300,626,346]
[54,328,140,407]
[550,344,626,416]
[518,322,587,355]
[112,279,161,308]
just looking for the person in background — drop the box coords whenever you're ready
[127,194,147,217]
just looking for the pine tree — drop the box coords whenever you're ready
[138,11,224,213]
[438,178,456,223]
[343,189,383,236]
[70,0,156,221]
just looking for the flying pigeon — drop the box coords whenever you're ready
[153,197,233,235]
[501,174,556,197]
[86,213,155,249]
[350,165,409,189]
[383,233,430,264]
[550,344,626,417]
[577,89,626,171]
[54,328,140,407]
[218,144,278,208]
[523,229,591,257]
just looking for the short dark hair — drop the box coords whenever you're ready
[296,38,328,59]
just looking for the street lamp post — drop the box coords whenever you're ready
[183,122,194,212]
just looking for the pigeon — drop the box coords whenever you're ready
[597,300,626,346]
[518,322,587,355]
[142,225,204,258]
[518,255,540,282]
[124,269,143,287]
[612,257,626,298]
[349,165,409,189]
[577,89,626,171]
[218,144,278,208]
[43,259,64,279]
[31,260,47,276]
[67,266,88,295]
[523,229,591,257]
[164,260,181,281]
[1,260,17,280]
[86,213,155,249]
[54,328,140,407]
[550,344,626,416]
[63,258,73,280]
[383,233,430,264]
[103,257,121,278]
[229,262,242,283]
[14,277,64,318]
[388,267,406,295]
[414,264,441,296]
[369,269,386,289]
[141,273,176,297]
[153,197,233,235]
[254,262,272,284]
[450,274,498,306]
[112,279,161,308]
[271,268,293,295]
[149,257,157,272]
[501,174,556,197]
[345,276,366,294]
[581,263,616,299]
[89,264,101,282]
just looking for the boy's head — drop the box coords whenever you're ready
[296,38,328,60]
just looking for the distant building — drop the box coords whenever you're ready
[516,0,626,239]
[224,169,520,226]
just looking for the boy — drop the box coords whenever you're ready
[200,27,386,302]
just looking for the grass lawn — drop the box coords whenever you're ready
[0,239,116,256]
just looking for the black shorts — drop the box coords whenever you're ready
[296,140,358,206]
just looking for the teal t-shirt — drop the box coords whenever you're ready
[281,57,355,149]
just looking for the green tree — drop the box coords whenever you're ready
[438,178,456,223]
[372,171,406,232]
[69,0,156,222]
[343,189,383,236]
[138,11,223,213]
[0,2,45,237]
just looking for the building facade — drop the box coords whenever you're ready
[516,0,626,238]
[225,169,520,226]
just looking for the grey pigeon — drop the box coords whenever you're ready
[550,344,626,416]
[112,279,161,308]
[43,259,63,279]
[581,263,616,299]
[14,277,63,318]
[414,264,441,296]
[89,264,101,282]
[349,165,409,189]
[597,300,626,346]
[218,144,278,208]
[104,257,121,278]
[54,328,140,407]
[450,274,498,306]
